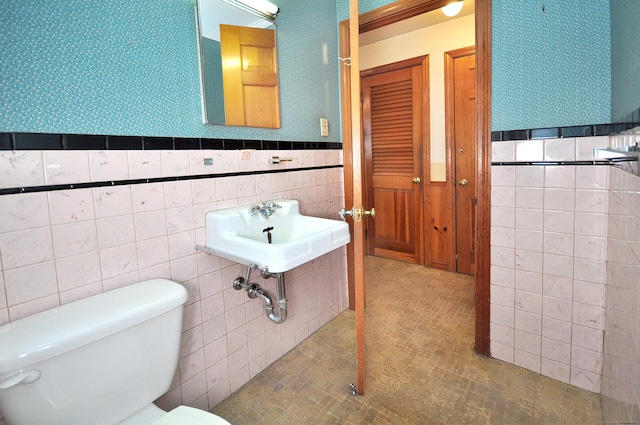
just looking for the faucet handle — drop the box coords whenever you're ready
[264,201,282,211]
[249,204,261,215]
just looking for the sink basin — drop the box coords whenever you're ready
[199,200,350,272]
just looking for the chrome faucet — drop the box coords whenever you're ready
[249,201,282,219]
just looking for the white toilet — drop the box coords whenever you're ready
[0,279,231,425]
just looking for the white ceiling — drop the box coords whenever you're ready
[360,0,475,46]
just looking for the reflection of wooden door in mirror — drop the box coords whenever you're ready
[220,24,280,128]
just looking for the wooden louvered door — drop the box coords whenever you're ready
[362,61,425,264]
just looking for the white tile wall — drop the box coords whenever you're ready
[0,148,347,422]
[491,136,609,393]
[600,129,640,424]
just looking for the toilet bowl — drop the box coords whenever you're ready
[0,279,231,425]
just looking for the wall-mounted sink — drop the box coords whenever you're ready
[197,200,350,272]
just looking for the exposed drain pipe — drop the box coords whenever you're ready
[233,266,287,324]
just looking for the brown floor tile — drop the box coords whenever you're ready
[211,256,603,424]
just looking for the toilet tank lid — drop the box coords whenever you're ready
[0,279,188,374]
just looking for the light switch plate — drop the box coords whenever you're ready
[320,118,329,137]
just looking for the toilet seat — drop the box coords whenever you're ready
[151,406,231,425]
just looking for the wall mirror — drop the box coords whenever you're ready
[196,0,280,128]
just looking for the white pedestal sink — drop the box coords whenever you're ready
[197,199,350,272]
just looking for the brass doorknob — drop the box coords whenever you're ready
[458,178,468,186]
[412,177,421,184]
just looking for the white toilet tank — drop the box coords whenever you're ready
[0,279,188,425]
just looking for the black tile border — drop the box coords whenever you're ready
[0,164,344,196]
[492,122,640,142]
[0,132,342,151]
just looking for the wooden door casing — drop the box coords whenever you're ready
[340,0,492,357]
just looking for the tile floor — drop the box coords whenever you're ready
[210,256,603,424]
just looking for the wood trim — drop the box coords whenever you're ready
[359,0,451,33]
[474,0,492,357]
[340,0,492,357]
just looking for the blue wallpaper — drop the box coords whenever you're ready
[611,1,640,123]
[0,0,341,142]
[492,0,611,131]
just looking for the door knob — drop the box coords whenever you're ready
[339,207,375,222]
[338,207,353,220]
[412,177,421,184]
[458,178,468,186]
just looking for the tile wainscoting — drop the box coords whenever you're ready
[491,131,640,423]
[0,147,347,424]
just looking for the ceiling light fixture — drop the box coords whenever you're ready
[442,1,464,17]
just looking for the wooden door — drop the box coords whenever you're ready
[362,61,426,264]
[451,51,477,275]
[220,24,280,128]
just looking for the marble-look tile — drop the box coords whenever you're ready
[571,346,603,375]
[574,258,606,284]
[96,215,135,249]
[515,310,541,334]
[543,210,574,234]
[542,275,573,301]
[491,165,515,186]
[572,323,604,352]
[0,192,50,233]
[543,296,572,322]
[216,177,238,201]
[4,261,58,306]
[514,349,541,373]
[573,280,604,307]
[166,206,195,235]
[542,316,572,343]
[515,187,542,209]
[131,182,165,213]
[43,150,90,185]
[571,367,601,393]
[170,255,199,283]
[574,212,607,237]
[55,252,101,292]
[93,186,133,218]
[515,166,544,187]
[515,229,543,252]
[516,140,544,162]
[0,151,44,189]
[515,290,542,314]
[515,208,543,231]
[134,209,168,241]
[489,265,514,289]
[575,189,608,214]
[48,189,95,225]
[543,253,574,279]
[543,232,574,256]
[51,221,98,258]
[88,150,129,182]
[137,237,170,271]
[491,246,514,268]
[575,136,608,160]
[544,166,576,189]
[164,180,194,208]
[189,150,216,176]
[99,243,138,280]
[192,179,217,204]
[128,150,162,179]
[515,249,542,272]
[542,336,571,364]
[213,151,236,174]
[491,206,515,228]
[541,357,571,384]
[573,303,603,330]
[574,235,607,261]
[491,141,515,162]
[544,188,576,212]
[491,226,514,248]
[515,270,542,294]
[544,138,575,161]
[8,293,60,321]
[161,150,190,177]
[0,227,54,269]
[576,165,608,189]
